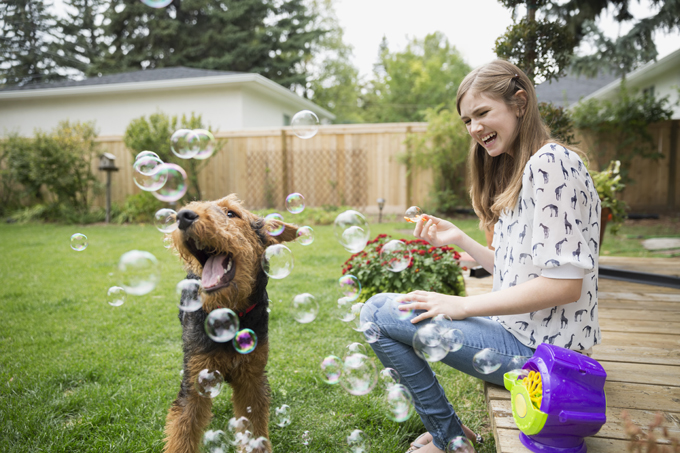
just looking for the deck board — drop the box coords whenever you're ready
[477,257,680,453]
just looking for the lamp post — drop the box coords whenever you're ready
[98,153,119,223]
[377,198,385,223]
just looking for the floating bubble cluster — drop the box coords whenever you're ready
[117,250,160,296]
[202,429,228,453]
[204,308,239,342]
[191,129,216,160]
[334,210,370,253]
[320,355,343,384]
[472,348,502,374]
[154,208,178,233]
[347,429,368,453]
[152,163,188,202]
[379,239,411,272]
[261,244,294,279]
[106,286,126,307]
[274,404,291,428]
[176,279,202,312]
[384,383,415,422]
[233,328,257,354]
[285,192,306,214]
[171,129,199,159]
[296,226,315,246]
[339,353,378,396]
[70,233,88,251]
[133,155,167,191]
[413,323,450,362]
[291,293,319,324]
[227,416,253,448]
[248,436,271,452]
[195,369,224,398]
[291,110,319,139]
[264,213,285,236]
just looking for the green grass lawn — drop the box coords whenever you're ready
[1,214,676,452]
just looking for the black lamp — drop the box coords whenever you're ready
[98,153,119,223]
[377,198,385,223]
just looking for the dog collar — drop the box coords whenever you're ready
[238,303,257,318]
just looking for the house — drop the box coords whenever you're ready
[571,46,680,119]
[0,67,335,137]
[535,71,618,108]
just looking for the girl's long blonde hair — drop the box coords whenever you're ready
[456,60,551,231]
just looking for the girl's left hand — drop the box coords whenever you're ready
[396,291,469,324]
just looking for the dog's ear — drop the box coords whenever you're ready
[266,220,299,244]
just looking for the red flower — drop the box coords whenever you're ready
[607,213,613,221]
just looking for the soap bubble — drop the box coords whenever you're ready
[195,369,224,398]
[133,155,167,191]
[233,329,257,354]
[442,328,465,354]
[162,234,174,249]
[347,429,368,453]
[285,192,305,214]
[338,275,361,302]
[320,355,343,384]
[171,129,199,159]
[296,226,315,245]
[248,437,271,452]
[505,368,531,383]
[392,299,414,320]
[261,244,294,279]
[404,206,423,222]
[301,430,312,446]
[135,150,160,161]
[413,323,450,362]
[264,213,285,236]
[508,355,530,371]
[140,0,173,8]
[337,299,358,323]
[152,163,188,202]
[339,353,378,396]
[176,279,202,312]
[349,303,366,331]
[227,417,253,448]
[292,293,319,324]
[107,286,126,307]
[202,429,228,453]
[191,129,215,160]
[334,210,370,253]
[346,342,367,355]
[446,436,475,452]
[70,233,88,251]
[154,208,178,233]
[117,250,160,296]
[358,322,380,344]
[472,348,503,375]
[384,383,415,422]
[205,308,239,342]
[291,110,319,139]
[274,404,291,428]
[380,240,411,272]
[379,367,401,389]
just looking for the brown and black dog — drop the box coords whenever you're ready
[163,194,297,453]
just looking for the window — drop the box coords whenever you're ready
[283,114,291,126]
[642,85,655,98]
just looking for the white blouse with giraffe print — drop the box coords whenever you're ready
[490,143,602,352]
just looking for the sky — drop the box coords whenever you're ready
[332,0,680,79]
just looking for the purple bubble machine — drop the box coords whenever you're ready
[503,343,607,453]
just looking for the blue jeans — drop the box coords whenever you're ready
[360,293,535,450]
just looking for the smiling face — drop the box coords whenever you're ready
[459,90,521,158]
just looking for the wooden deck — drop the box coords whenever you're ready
[463,257,680,452]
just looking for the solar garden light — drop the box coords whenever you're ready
[377,198,385,223]
[504,344,607,453]
[98,153,119,223]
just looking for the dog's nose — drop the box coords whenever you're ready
[177,210,199,231]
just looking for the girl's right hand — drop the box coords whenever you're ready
[413,215,464,247]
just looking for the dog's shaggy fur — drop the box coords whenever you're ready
[163,195,297,453]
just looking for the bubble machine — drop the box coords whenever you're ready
[503,343,607,453]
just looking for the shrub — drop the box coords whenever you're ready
[342,234,466,301]
[114,191,165,224]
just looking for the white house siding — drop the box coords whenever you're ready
[241,88,294,129]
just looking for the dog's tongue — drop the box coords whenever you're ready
[202,254,227,288]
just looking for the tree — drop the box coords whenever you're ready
[0,0,65,87]
[93,0,325,90]
[362,32,471,123]
[50,0,108,77]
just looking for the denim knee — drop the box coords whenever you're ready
[359,292,398,326]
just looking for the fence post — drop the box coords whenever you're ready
[406,126,413,208]
[281,129,289,206]
[669,120,678,211]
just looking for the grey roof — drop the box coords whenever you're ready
[535,71,618,107]
[0,67,243,91]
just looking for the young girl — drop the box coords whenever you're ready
[360,60,601,453]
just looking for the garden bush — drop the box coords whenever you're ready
[342,234,466,301]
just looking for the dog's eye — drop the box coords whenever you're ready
[227,210,238,218]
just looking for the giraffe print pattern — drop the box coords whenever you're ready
[490,144,601,351]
